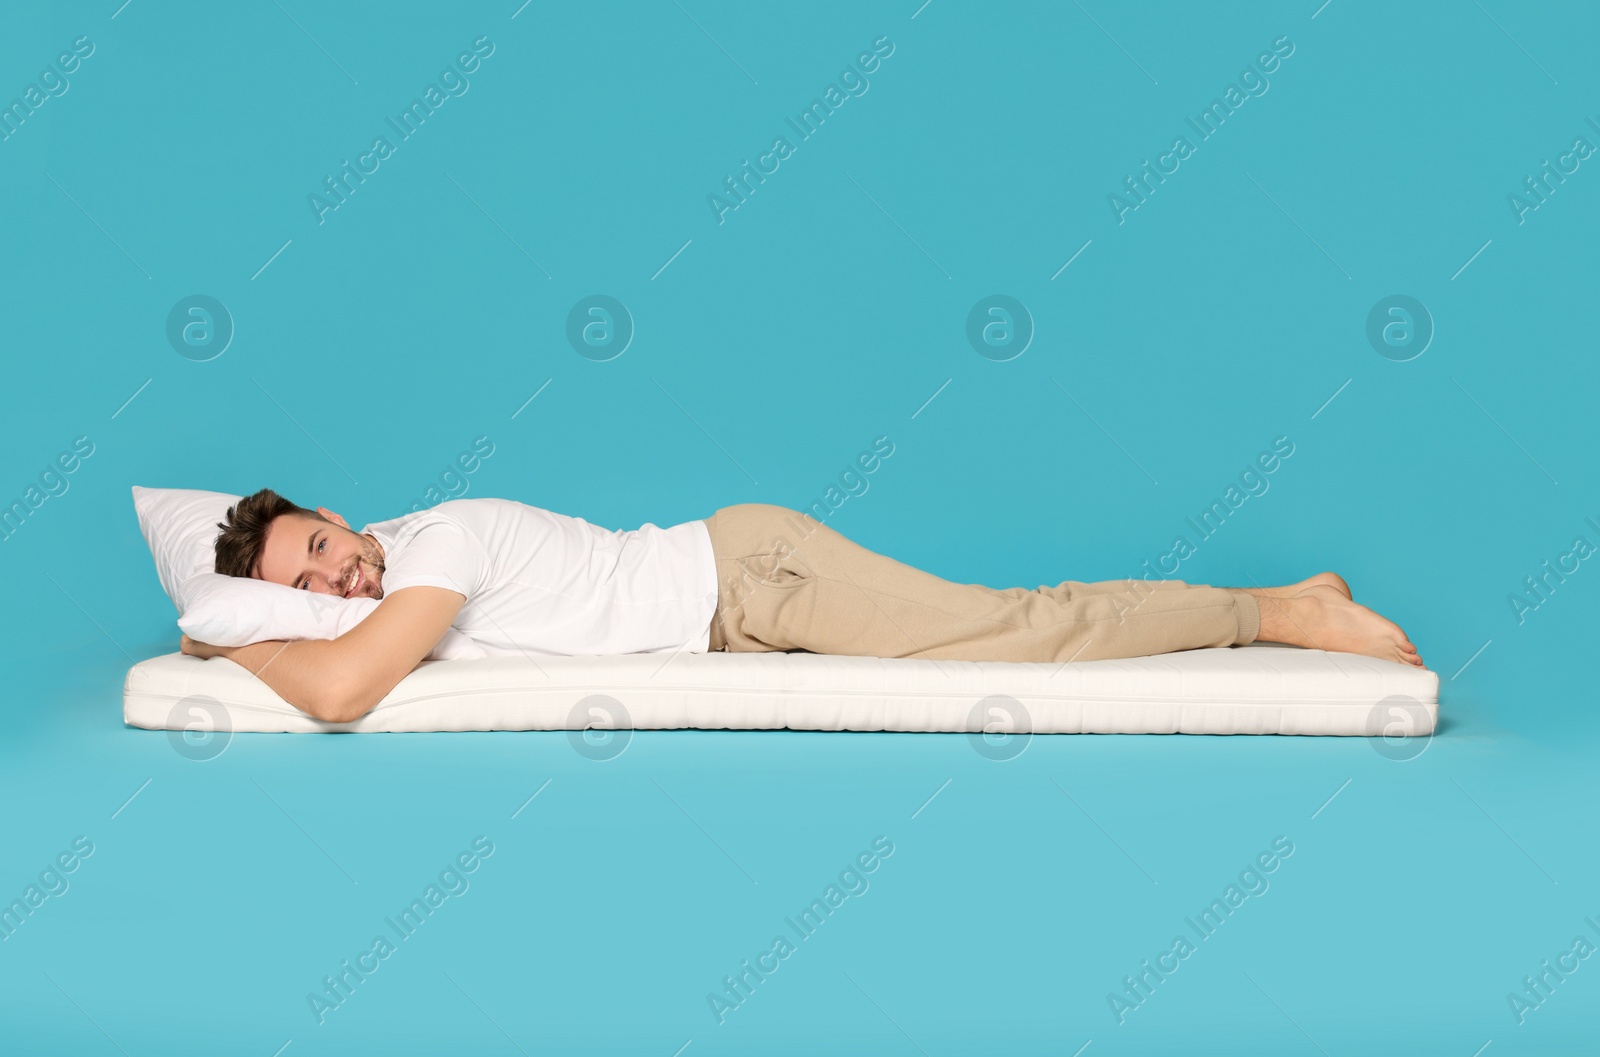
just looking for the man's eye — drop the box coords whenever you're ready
[300,580,309,590]
[305,537,331,585]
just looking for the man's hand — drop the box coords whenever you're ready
[179,633,232,661]
[180,634,295,684]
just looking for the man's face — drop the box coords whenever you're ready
[255,510,385,599]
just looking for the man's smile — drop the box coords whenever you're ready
[344,562,364,598]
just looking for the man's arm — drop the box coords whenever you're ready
[180,586,466,723]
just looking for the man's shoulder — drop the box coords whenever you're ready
[363,496,560,538]
[370,496,517,525]
[427,497,509,517]
[430,497,558,523]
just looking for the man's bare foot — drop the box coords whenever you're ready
[1247,584,1425,668]
[1256,571,1352,601]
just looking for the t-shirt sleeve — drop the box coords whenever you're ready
[379,514,486,598]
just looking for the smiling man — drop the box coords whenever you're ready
[181,488,1427,724]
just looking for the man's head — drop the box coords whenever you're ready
[213,488,385,599]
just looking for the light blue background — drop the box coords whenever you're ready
[2,1,1596,1053]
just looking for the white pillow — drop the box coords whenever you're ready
[132,486,485,660]
[131,485,240,611]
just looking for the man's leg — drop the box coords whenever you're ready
[982,577,1197,599]
[700,504,1258,664]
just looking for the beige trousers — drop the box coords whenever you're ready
[700,503,1260,663]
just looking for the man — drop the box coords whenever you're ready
[180,490,1426,723]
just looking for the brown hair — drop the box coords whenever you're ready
[213,488,326,579]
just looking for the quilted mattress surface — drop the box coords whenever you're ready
[122,643,1440,736]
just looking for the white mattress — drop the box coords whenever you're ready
[123,643,1439,736]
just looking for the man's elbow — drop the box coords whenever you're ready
[305,680,380,725]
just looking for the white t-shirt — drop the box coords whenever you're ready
[361,499,719,657]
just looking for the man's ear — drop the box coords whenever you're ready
[316,506,351,530]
